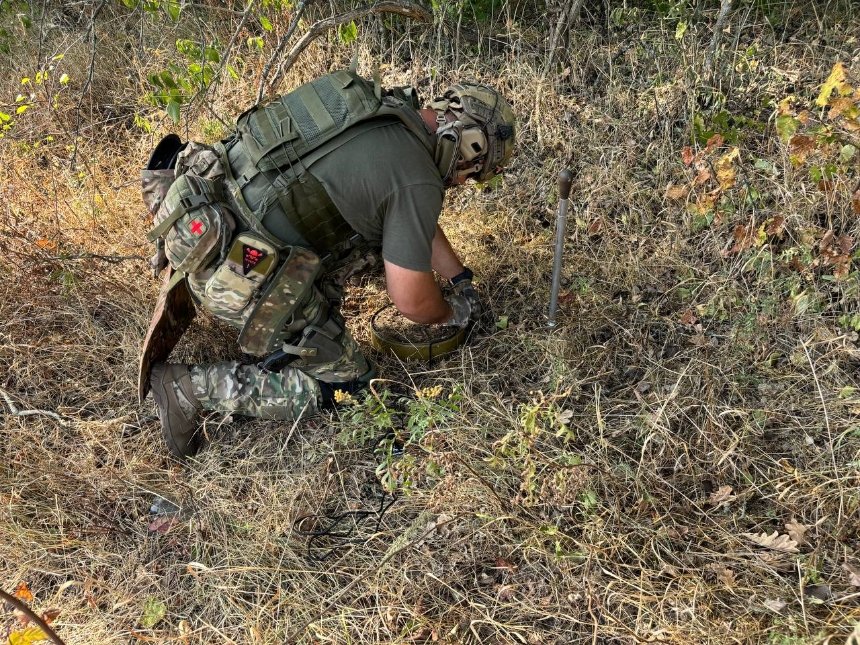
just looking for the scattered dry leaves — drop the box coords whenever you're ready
[665,184,689,200]
[763,598,787,613]
[708,485,735,506]
[842,562,860,587]
[13,583,34,603]
[784,519,808,546]
[742,530,800,553]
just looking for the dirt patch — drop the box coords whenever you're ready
[372,306,456,345]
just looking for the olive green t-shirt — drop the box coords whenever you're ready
[308,122,444,272]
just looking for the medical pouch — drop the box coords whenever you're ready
[202,234,279,320]
[150,173,235,274]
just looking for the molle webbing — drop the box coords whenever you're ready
[215,70,434,261]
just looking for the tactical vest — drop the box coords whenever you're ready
[147,70,434,358]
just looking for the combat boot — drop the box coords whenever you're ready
[150,363,203,458]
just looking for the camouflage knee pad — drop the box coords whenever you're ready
[190,361,321,421]
[290,327,371,383]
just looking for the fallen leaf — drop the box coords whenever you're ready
[665,184,689,200]
[139,597,167,629]
[40,608,60,625]
[681,146,695,166]
[829,97,856,119]
[34,238,57,251]
[763,598,787,613]
[14,582,34,602]
[815,61,850,107]
[679,309,697,326]
[694,167,712,185]
[715,148,740,189]
[789,134,816,163]
[846,622,860,645]
[851,188,860,214]
[708,485,735,506]
[8,627,50,645]
[148,514,180,534]
[842,563,860,587]
[705,133,725,151]
[765,215,785,238]
[742,530,800,553]
[785,520,808,545]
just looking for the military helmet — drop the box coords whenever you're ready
[428,82,516,183]
[141,134,185,216]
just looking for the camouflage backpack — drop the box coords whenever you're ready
[144,70,431,358]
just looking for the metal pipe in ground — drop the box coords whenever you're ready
[547,168,573,328]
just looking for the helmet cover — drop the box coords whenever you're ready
[430,83,515,182]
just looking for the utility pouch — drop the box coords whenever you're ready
[148,173,235,274]
[203,233,279,319]
[238,246,322,356]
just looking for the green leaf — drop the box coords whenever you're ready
[839,144,857,164]
[166,100,181,124]
[59,73,70,85]
[776,114,799,143]
[204,46,220,63]
[15,104,28,115]
[140,597,167,629]
[337,20,358,45]
[0,111,10,122]
[165,0,182,21]
[227,64,239,80]
[674,21,687,40]
[247,36,264,50]
[260,15,273,31]
[495,315,509,330]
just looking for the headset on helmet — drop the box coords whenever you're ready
[428,82,515,184]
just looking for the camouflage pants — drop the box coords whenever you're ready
[189,290,372,420]
[184,247,378,420]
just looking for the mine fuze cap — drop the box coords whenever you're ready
[428,82,516,183]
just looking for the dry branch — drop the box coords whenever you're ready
[266,0,433,98]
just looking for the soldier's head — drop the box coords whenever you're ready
[141,134,185,216]
[426,82,516,186]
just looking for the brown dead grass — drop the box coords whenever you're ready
[2,3,860,644]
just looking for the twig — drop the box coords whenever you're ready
[271,0,433,94]
[256,0,311,103]
[0,588,68,645]
[801,341,845,523]
[200,0,257,106]
[70,0,109,169]
[704,0,732,84]
[0,388,69,426]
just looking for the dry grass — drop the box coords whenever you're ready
[2,2,860,644]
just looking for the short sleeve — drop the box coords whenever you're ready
[380,183,444,272]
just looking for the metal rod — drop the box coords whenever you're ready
[547,169,573,328]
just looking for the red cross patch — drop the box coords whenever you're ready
[189,219,204,235]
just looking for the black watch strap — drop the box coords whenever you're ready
[450,266,473,285]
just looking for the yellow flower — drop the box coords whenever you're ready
[418,385,443,399]
[333,389,355,404]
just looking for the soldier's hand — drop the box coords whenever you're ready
[444,294,472,328]
[450,267,489,326]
